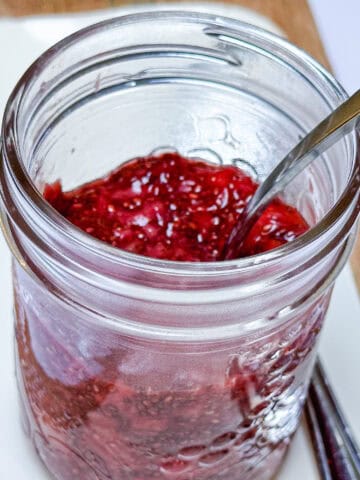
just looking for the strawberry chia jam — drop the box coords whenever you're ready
[43,153,309,261]
[13,153,327,480]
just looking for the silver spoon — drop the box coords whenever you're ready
[223,89,360,260]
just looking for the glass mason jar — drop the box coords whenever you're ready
[0,12,359,480]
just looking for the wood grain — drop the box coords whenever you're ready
[0,0,108,16]
[0,0,359,290]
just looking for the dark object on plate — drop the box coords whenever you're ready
[306,361,360,479]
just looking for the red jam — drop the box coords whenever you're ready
[43,153,309,260]
[16,300,324,480]
[15,153,321,480]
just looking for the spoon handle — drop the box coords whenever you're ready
[224,89,360,260]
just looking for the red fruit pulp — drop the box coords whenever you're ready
[43,152,309,260]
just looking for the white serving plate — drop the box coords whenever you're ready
[0,4,359,479]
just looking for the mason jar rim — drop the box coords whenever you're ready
[1,11,359,278]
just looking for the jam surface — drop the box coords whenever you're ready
[44,152,309,260]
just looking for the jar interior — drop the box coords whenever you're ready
[17,17,351,232]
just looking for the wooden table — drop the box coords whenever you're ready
[1,0,359,289]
